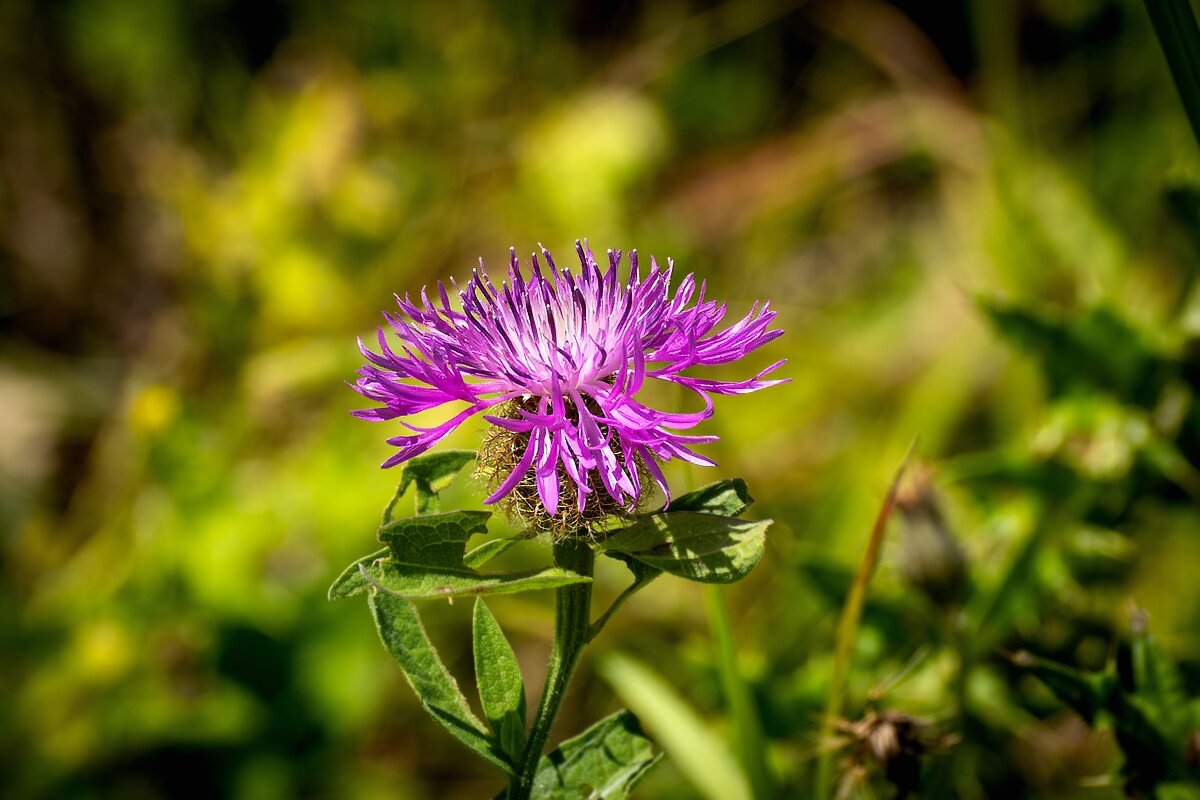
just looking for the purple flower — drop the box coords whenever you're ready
[353,241,784,518]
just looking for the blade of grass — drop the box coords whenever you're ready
[706,585,775,799]
[599,651,753,800]
[1146,0,1200,151]
[813,442,915,798]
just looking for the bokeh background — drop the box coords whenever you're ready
[5,0,1200,797]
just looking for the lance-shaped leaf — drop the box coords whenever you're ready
[371,511,590,599]
[599,654,750,800]
[473,598,526,759]
[328,547,389,601]
[1008,650,1115,725]
[368,592,513,773]
[667,479,754,517]
[464,535,529,569]
[523,710,663,800]
[362,561,591,600]
[597,512,769,584]
[1132,614,1190,744]
[384,449,476,519]
[1011,647,1185,790]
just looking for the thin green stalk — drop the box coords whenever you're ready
[507,537,595,800]
[813,446,913,798]
[1146,0,1200,151]
[589,573,656,641]
[706,585,774,799]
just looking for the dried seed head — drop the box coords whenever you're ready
[836,710,929,799]
[895,463,967,608]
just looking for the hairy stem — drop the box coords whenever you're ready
[507,537,595,800]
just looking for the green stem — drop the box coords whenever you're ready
[1146,0,1200,151]
[588,573,657,640]
[507,537,595,800]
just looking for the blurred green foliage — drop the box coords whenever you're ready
[5,0,1200,797]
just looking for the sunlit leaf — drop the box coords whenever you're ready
[666,478,754,517]
[464,536,528,569]
[370,511,590,599]
[368,592,512,773]
[473,598,526,759]
[362,561,591,600]
[327,547,388,601]
[524,710,662,800]
[598,512,768,584]
[384,449,476,519]
[378,510,492,568]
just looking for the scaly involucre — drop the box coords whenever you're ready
[353,242,784,516]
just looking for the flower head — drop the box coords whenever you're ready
[353,241,784,527]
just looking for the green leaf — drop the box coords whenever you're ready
[384,449,476,520]
[602,479,755,584]
[368,592,513,773]
[327,547,388,601]
[370,511,590,599]
[1110,690,1179,790]
[472,598,526,759]
[1011,647,1188,790]
[599,652,752,800]
[362,561,592,600]
[378,510,493,567]
[526,710,663,800]
[598,512,769,584]
[463,536,527,569]
[1146,0,1200,153]
[1009,650,1114,725]
[667,479,754,517]
[335,467,482,603]
[1132,615,1190,744]
[978,300,1161,403]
